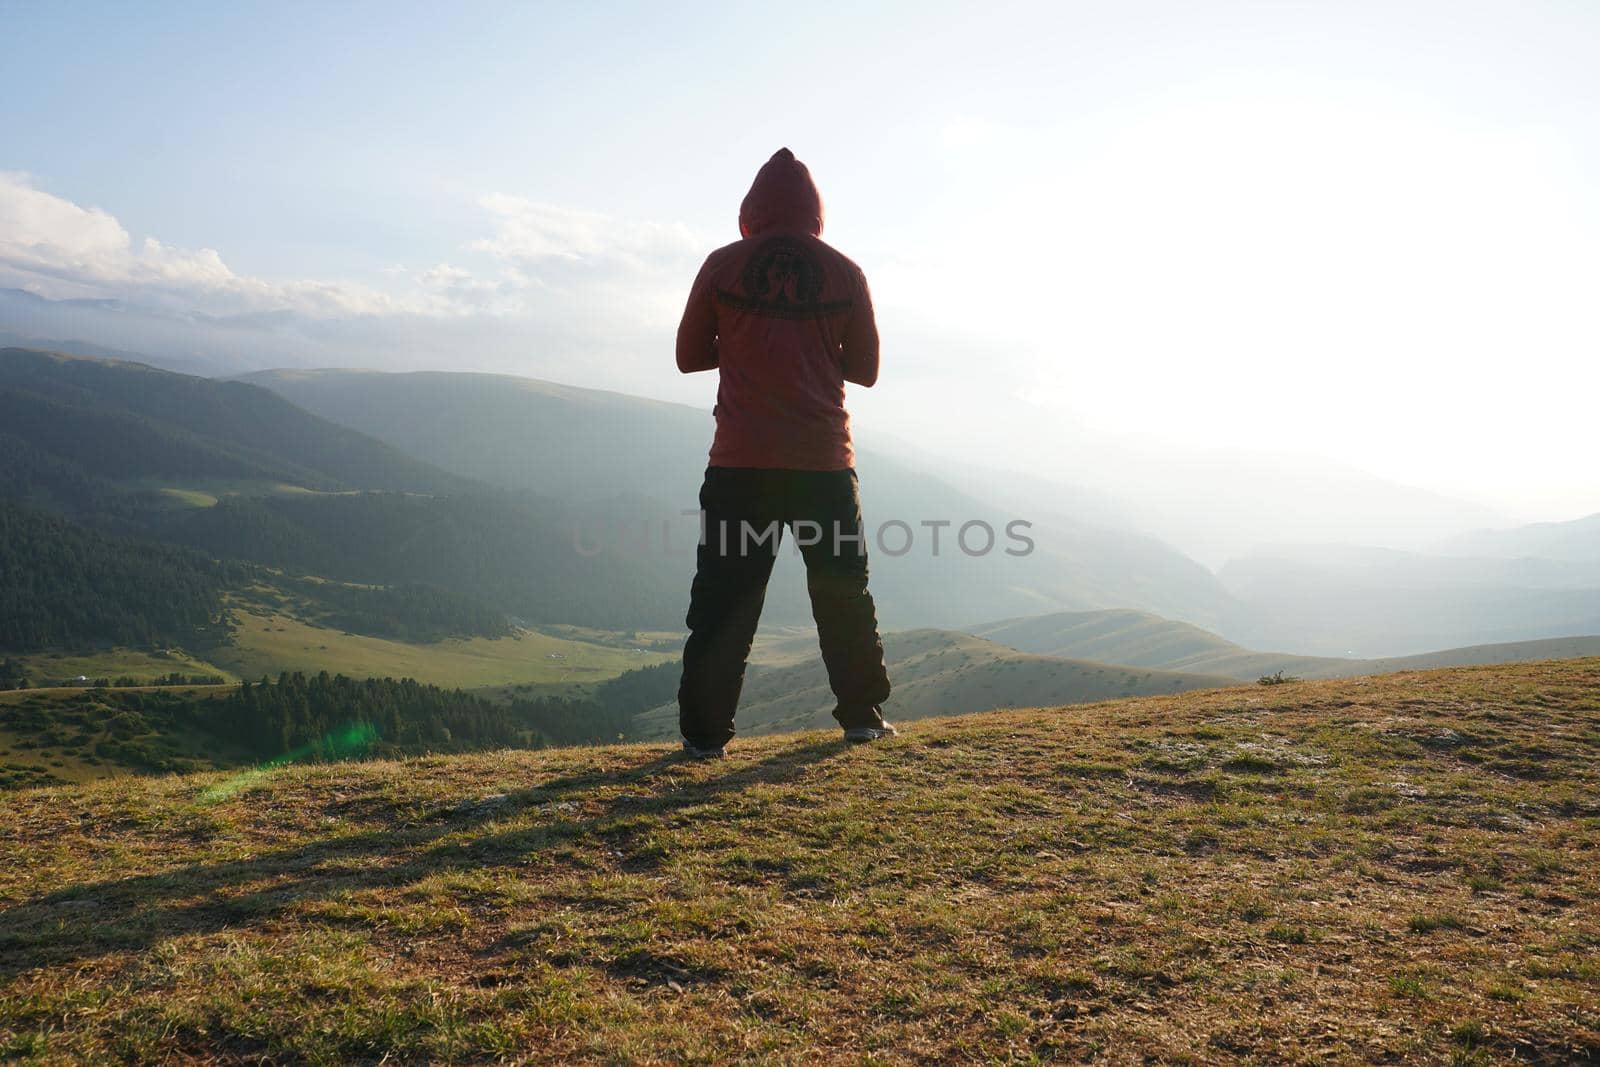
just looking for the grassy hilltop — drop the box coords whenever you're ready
[636,629,1237,741]
[1,660,1597,1063]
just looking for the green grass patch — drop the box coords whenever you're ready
[212,609,669,689]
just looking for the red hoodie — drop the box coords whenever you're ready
[676,148,879,470]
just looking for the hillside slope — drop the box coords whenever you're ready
[239,368,712,505]
[634,628,1238,739]
[970,608,1349,679]
[970,608,1600,681]
[1358,634,1600,674]
[1,660,1595,1062]
[0,348,465,498]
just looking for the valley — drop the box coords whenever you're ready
[3,345,1599,797]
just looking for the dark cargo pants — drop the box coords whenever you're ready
[678,467,891,748]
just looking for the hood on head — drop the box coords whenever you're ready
[739,148,824,238]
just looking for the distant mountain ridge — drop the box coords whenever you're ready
[1434,512,1600,563]
[1,348,467,498]
[0,302,1516,563]
[969,607,1600,680]
[1216,545,1600,656]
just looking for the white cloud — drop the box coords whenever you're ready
[0,173,126,260]
[0,171,400,317]
[470,194,700,270]
[0,172,712,337]
[410,193,707,331]
[0,171,720,401]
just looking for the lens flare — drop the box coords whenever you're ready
[197,722,379,804]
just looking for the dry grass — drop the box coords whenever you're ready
[1,659,1597,1064]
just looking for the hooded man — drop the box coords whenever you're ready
[674,147,894,757]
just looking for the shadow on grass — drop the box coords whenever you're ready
[0,737,844,983]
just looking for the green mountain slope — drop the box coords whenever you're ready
[239,368,711,504]
[0,349,466,497]
[633,629,1236,739]
[2,659,1595,1062]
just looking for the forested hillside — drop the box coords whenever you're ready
[0,661,683,788]
[215,673,523,760]
[273,577,512,643]
[0,495,521,656]
[0,501,239,651]
[162,492,681,630]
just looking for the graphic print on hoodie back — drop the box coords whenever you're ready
[676,148,880,470]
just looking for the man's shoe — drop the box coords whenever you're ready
[843,721,898,744]
[680,740,727,760]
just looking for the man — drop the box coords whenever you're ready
[674,147,894,758]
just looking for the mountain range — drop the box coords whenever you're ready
[3,343,1598,700]
[968,607,1600,679]
[1216,544,1600,656]
[239,367,1237,631]
[1434,511,1600,563]
[0,293,1559,566]
[241,365,1600,653]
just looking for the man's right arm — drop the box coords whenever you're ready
[676,258,719,374]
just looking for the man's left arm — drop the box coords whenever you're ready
[676,258,719,373]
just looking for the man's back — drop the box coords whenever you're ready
[673,148,894,757]
[676,149,879,470]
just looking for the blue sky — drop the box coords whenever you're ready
[8,1,980,277]
[4,1,1600,521]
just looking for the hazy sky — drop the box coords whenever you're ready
[3,1,1598,520]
